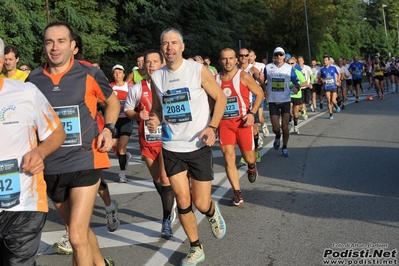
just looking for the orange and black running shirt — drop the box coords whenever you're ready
[27,59,113,175]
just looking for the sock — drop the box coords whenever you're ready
[190,239,201,247]
[282,145,287,149]
[161,186,174,220]
[294,117,298,126]
[275,133,281,140]
[153,181,162,196]
[118,154,127,171]
[248,163,255,169]
[105,201,115,213]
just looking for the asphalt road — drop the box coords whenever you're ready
[36,88,399,266]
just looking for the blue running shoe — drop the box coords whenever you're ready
[329,114,333,119]
[336,106,340,113]
[273,139,280,150]
[282,148,290,157]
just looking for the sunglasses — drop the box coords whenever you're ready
[289,62,295,65]
[20,68,30,71]
[274,53,284,57]
[239,54,249,57]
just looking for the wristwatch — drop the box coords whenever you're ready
[103,123,116,135]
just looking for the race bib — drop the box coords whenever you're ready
[0,158,21,209]
[54,106,82,147]
[223,96,240,119]
[271,78,285,92]
[144,121,162,142]
[119,100,126,116]
[162,89,192,123]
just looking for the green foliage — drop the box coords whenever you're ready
[1,0,398,72]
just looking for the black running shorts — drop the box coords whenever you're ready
[269,102,291,116]
[45,169,102,203]
[162,146,214,181]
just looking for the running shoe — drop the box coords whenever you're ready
[180,244,205,266]
[104,258,115,266]
[355,99,359,103]
[341,104,345,110]
[273,138,280,150]
[256,151,261,163]
[247,166,258,183]
[293,126,299,134]
[303,114,308,120]
[161,218,173,238]
[381,94,384,100]
[106,200,120,232]
[258,137,264,148]
[52,233,73,255]
[262,124,269,137]
[237,157,246,167]
[230,191,244,206]
[119,171,127,183]
[125,152,131,169]
[170,198,177,223]
[336,106,341,113]
[207,202,226,239]
[329,114,333,119]
[313,105,318,112]
[282,148,290,157]
[310,105,314,112]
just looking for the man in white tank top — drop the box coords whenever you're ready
[147,28,227,266]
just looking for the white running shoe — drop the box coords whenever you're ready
[53,233,73,255]
[106,200,120,232]
[262,124,269,137]
[258,137,264,147]
[294,126,299,134]
[119,171,127,183]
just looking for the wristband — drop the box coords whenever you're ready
[208,125,217,133]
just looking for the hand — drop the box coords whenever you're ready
[97,129,113,152]
[139,106,150,120]
[243,113,255,127]
[147,115,160,133]
[22,150,45,175]
[293,87,299,94]
[198,127,216,146]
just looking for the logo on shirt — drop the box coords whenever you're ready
[169,79,180,83]
[53,86,60,91]
[223,87,232,97]
[0,105,17,123]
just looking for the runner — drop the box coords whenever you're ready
[124,49,176,238]
[0,37,66,266]
[27,21,120,266]
[288,58,306,134]
[147,28,227,266]
[348,55,364,103]
[264,47,302,157]
[371,54,386,99]
[110,64,134,183]
[318,54,341,119]
[216,47,263,206]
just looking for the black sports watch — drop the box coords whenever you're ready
[103,123,116,135]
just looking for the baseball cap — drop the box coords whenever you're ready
[112,64,125,72]
[330,57,334,63]
[285,53,292,59]
[392,56,396,60]
[273,47,285,55]
[316,61,321,65]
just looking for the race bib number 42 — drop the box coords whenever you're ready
[53,106,82,147]
[0,158,21,209]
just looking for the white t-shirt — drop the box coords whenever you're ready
[0,79,60,212]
